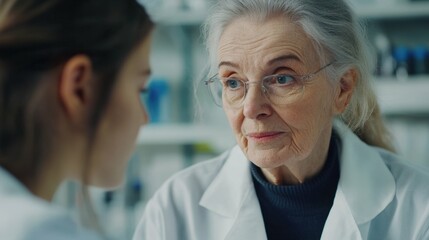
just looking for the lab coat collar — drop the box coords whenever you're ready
[0,167,31,196]
[333,120,396,225]
[199,146,253,218]
[200,146,267,239]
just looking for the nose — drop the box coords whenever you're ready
[242,82,272,120]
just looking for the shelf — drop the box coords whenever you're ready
[153,8,209,25]
[375,76,429,115]
[151,2,429,24]
[137,123,235,150]
[353,2,429,20]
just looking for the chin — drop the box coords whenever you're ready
[252,159,286,170]
[248,153,287,169]
[87,153,130,189]
[246,145,301,169]
[88,173,125,189]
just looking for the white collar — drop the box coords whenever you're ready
[0,167,31,194]
[334,120,395,224]
[199,146,252,218]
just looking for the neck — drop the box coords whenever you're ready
[261,129,333,185]
[26,143,84,201]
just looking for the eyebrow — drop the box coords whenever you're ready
[218,54,301,69]
[267,54,301,65]
[218,61,239,69]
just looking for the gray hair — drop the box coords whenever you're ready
[202,0,394,151]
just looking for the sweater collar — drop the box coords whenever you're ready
[250,132,340,215]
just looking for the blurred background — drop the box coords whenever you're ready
[54,0,429,239]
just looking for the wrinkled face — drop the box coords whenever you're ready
[89,35,152,187]
[218,15,339,169]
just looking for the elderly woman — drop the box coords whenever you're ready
[134,0,429,239]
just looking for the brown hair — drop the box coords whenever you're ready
[0,0,153,231]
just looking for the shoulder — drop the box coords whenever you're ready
[22,213,101,240]
[0,192,100,240]
[377,148,429,237]
[0,169,100,239]
[378,148,429,192]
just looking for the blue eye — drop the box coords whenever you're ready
[225,79,242,89]
[275,75,294,85]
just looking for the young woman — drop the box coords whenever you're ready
[0,0,153,239]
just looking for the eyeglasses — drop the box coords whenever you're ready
[204,62,333,108]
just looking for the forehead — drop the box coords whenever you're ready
[124,34,152,68]
[218,15,317,67]
[132,35,152,60]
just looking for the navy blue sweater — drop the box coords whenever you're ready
[251,134,340,240]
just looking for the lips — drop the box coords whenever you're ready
[246,131,284,139]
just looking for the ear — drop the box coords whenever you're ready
[333,68,357,115]
[58,55,94,123]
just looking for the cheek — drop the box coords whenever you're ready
[88,87,145,187]
[275,92,335,140]
[274,102,312,133]
[111,90,145,153]
[292,86,335,124]
[224,107,249,147]
[107,91,142,139]
[225,107,243,134]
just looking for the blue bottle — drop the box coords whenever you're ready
[145,78,170,123]
[393,46,409,81]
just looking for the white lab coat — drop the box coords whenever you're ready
[134,121,429,240]
[0,168,101,240]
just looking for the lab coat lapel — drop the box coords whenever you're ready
[224,187,267,240]
[200,146,267,240]
[321,188,363,240]
[321,121,396,239]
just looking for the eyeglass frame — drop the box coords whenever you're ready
[204,61,334,108]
